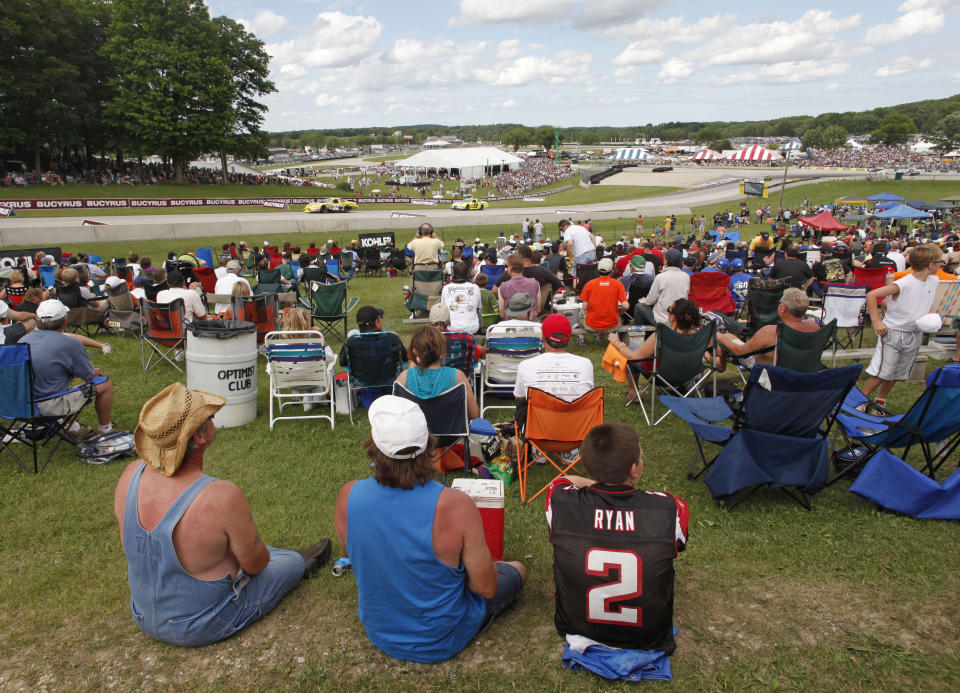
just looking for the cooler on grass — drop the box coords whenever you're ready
[451,478,505,561]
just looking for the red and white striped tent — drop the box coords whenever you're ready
[727,145,783,161]
[691,148,721,161]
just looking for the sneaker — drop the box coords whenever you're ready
[300,538,332,579]
[559,448,580,464]
[67,423,95,443]
[98,423,117,436]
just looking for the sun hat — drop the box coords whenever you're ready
[36,299,69,322]
[369,395,429,459]
[429,303,451,325]
[542,314,572,345]
[134,383,226,476]
[504,293,534,318]
[226,260,241,273]
[597,257,615,274]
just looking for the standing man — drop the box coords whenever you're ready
[114,383,330,647]
[560,219,596,276]
[409,223,444,269]
[545,423,689,667]
[335,396,526,663]
[533,219,544,242]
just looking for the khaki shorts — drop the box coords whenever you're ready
[36,389,88,417]
[866,329,921,381]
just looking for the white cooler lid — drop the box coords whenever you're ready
[451,478,504,507]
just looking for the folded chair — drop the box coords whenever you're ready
[822,284,867,351]
[301,280,358,344]
[689,271,736,315]
[849,450,960,520]
[406,266,443,317]
[830,363,960,484]
[479,322,543,419]
[141,299,186,373]
[265,330,336,430]
[231,293,280,350]
[516,387,604,503]
[393,381,469,469]
[662,363,862,509]
[342,331,406,423]
[0,343,106,473]
[627,321,717,426]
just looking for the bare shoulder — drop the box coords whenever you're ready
[437,486,479,521]
[113,459,144,521]
[336,480,357,506]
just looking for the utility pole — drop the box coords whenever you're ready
[776,141,793,212]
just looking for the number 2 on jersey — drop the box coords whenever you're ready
[585,549,642,626]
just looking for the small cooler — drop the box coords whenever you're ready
[451,478,505,561]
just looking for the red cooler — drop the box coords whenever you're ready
[451,478,504,561]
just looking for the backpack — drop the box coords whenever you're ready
[76,430,136,466]
[822,258,845,283]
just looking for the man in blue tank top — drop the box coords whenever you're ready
[334,395,527,663]
[113,383,331,647]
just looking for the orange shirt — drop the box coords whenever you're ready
[580,276,626,330]
[892,269,957,281]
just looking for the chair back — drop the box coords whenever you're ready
[479,264,505,285]
[393,381,469,441]
[145,299,186,347]
[231,293,278,343]
[106,282,136,312]
[853,266,892,292]
[484,324,543,382]
[406,267,443,312]
[325,259,340,278]
[745,276,790,333]
[775,320,837,373]
[56,282,85,309]
[265,331,331,388]
[0,343,37,419]
[574,263,599,292]
[144,281,168,302]
[345,332,405,388]
[363,247,382,271]
[689,271,736,314]
[823,284,866,329]
[878,364,960,448]
[193,267,217,294]
[443,332,477,377]
[308,281,348,318]
[38,265,57,289]
[195,248,214,269]
[258,267,282,285]
[654,321,717,388]
[340,253,355,273]
[524,387,604,451]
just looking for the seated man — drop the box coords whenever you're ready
[334,395,526,663]
[156,269,206,323]
[715,287,819,370]
[114,383,330,647]
[497,255,540,321]
[21,299,116,437]
[545,423,689,676]
[338,305,408,408]
[579,257,628,334]
[514,314,593,407]
[213,260,251,314]
[0,299,37,344]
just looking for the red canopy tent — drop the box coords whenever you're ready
[727,144,783,161]
[798,211,849,232]
[691,148,721,161]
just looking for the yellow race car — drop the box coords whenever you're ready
[304,197,358,213]
[451,198,488,210]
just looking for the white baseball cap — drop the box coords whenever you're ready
[915,313,943,334]
[598,257,615,274]
[36,299,69,322]
[104,276,125,288]
[369,396,429,459]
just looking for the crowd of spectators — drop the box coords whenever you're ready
[805,145,929,169]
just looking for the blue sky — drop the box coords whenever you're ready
[205,0,960,132]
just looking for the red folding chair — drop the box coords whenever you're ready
[193,267,217,294]
[689,271,736,314]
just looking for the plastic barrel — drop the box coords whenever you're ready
[185,320,258,428]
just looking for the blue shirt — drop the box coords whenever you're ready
[21,329,95,398]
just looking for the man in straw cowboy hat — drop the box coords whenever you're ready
[334,395,526,663]
[114,383,330,647]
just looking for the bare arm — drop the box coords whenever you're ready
[456,370,480,419]
[561,474,596,489]
[436,489,497,598]
[220,482,270,575]
[609,331,656,361]
[333,481,356,558]
[867,283,900,337]
[717,325,776,356]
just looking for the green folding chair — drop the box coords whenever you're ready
[302,280,358,344]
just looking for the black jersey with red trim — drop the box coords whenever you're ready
[545,478,689,652]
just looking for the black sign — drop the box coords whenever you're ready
[358,232,396,249]
[0,246,63,270]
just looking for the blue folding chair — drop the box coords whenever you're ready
[662,363,862,509]
[38,265,57,288]
[195,247,215,269]
[479,264,505,286]
[849,450,960,520]
[393,381,469,469]
[830,364,960,484]
[0,343,107,474]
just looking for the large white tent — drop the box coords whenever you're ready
[727,144,783,161]
[397,146,523,180]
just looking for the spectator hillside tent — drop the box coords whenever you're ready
[611,148,651,161]
[798,211,849,236]
[397,147,523,180]
[691,149,721,161]
[873,203,933,220]
[727,145,784,162]
[866,193,905,202]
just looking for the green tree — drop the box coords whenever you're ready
[714,139,732,152]
[803,124,848,148]
[694,125,724,145]
[930,111,960,155]
[103,0,234,182]
[502,127,530,151]
[870,113,917,146]
[533,125,557,151]
[579,131,600,146]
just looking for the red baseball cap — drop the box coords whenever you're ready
[542,314,572,344]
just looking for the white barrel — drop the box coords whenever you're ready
[185,320,258,428]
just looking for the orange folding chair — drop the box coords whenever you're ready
[231,293,279,352]
[516,387,604,503]
[141,299,186,372]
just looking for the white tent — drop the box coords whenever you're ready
[398,146,523,180]
[691,148,721,161]
[422,140,453,148]
[611,148,651,161]
[845,138,864,149]
[910,139,936,154]
[727,145,783,161]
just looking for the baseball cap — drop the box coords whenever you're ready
[226,260,241,273]
[597,257,614,274]
[630,255,646,269]
[731,258,744,270]
[356,305,383,326]
[504,293,534,318]
[104,276,125,288]
[263,241,270,247]
[717,257,731,270]
[369,395,429,459]
[36,299,69,322]
[542,314,572,345]
[429,303,451,325]
[475,237,482,242]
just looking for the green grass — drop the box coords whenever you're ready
[1,236,959,690]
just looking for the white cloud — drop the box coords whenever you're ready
[864,0,945,43]
[611,43,664,66]
[449,0,578,27]
[474,51,594,86]
[657,58,693,84]
[699,10,862,66]
[575,0,668,29]
[874,56,934,76]
[601,13,736,43]
[237,10,288,37]
[825,82,840,91]
[711,60,850,86]
[269,12,382,70]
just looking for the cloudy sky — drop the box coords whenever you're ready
[206,0,960,131]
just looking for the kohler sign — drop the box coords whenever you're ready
[358,232,396,248]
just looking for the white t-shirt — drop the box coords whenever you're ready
[441,281,481,334]
[215,266,228,279]
[563,225,595,259]
[156,287,206,322]
[514,351,594,402]
[887,251,906,273]
[883,273,938,331]
[213,274,250,314]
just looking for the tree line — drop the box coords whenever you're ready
[0,0,274,181]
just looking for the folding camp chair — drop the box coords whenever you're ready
[231,293,279,350]
[830,363,960,484]
[105,282,144,337]
[515,387,604,503]
[479,264,505,286]
[393,381,470,469]
[362,247,383,276]
[574,263,599,293]
[141,299,186,373]
[339,253,355,278]
[479,322,543,419]
[57,282,105,337]
[38,265,57,289]
[849,449,960,520]
[689,271,736,314]
[774,320,837,373]
[406,266,443,317]
[264,330,336,430]
[255,268,283,295]
[193,267,218,294]
[195,247,215,269]
[822,284,867,351]
[443,331,479,384]
[852,266,892,293]
[301,280,358,344]
[662,363,862,509]
[325,259,342,281]
[342,331,406,423]
[627,321,717,426]
[0,343,106,474]
[722,276,790,340]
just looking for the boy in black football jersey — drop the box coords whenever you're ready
[544,423,689,653]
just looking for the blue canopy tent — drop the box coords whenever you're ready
[866,193,905,201]
[873,203,932,220]
[708,230,740,243]
[905,200,932,210]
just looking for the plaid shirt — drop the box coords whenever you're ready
[340,331,407,386]
[443,331,476,376]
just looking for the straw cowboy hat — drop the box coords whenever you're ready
[134,383,226,476]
